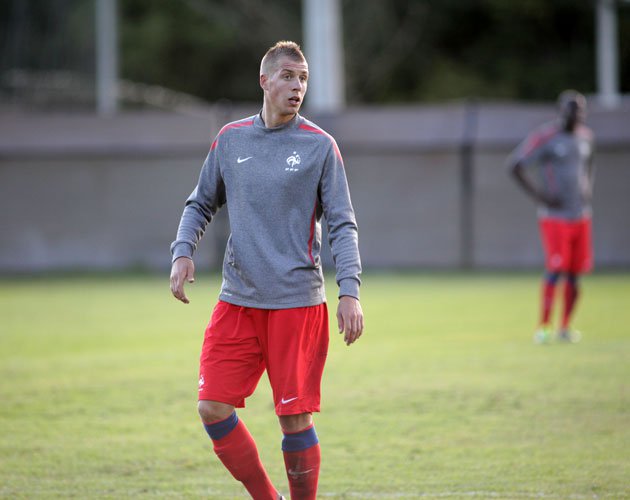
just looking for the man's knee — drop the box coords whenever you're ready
[279,413,313,433]
[198,400,235,424]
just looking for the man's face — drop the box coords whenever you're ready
[261,56,309,119]
[560,96,586,131]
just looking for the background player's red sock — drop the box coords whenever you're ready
[540,272,560,326]
[204,412,278,500]
[282,424,320,500]
[561,275,579,330]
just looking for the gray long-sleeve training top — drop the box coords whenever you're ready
[171,113,361,309]
[507,121,595,220]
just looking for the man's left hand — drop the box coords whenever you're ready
[337,296,364,346]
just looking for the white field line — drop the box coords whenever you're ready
[318,491,613,499]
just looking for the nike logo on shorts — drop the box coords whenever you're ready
[237,156,252,163]
[281,396,298,404]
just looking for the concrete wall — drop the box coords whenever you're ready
[1,102,629,272]
[470,105,630,269]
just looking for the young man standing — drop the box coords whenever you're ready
[170,41,363,499]
[507,90,595,344]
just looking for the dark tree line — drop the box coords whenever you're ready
[2,0,629,107]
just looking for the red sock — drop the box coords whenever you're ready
[561,279,579,329]
[283,444,320,500]
[281,424,320,500]
[540,279,557,326]
[211,419,278,500]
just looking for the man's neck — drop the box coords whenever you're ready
[560,119,578,134]
[260,106,296,129]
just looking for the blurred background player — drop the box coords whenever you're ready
[170,41,364,499]
[507,90,595,344]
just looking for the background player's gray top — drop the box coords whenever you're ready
[508,122,595,220]
[171,113,361,309]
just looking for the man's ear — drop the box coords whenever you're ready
[260,74,267,91]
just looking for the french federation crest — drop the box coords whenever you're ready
[286,152,301,172]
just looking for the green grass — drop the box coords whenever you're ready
[1,272,628,499]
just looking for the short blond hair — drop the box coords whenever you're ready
[260,41,306,76]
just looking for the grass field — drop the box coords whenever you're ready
[0,272,628,499]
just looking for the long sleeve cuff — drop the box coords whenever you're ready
[170,242,194,263]
[338,277,360,300]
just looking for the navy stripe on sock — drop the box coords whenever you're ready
[282,425,319,452]
[545,271,561,285]
[203,412,238,441]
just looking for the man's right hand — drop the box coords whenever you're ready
[538,192,563,209]
[512,164,562,210]
[170,257,195,304]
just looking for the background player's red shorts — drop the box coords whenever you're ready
[539,217,593,274]
[198,301,329,416]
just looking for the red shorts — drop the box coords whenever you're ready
[539,217,593,274]
[198,301,329,416]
